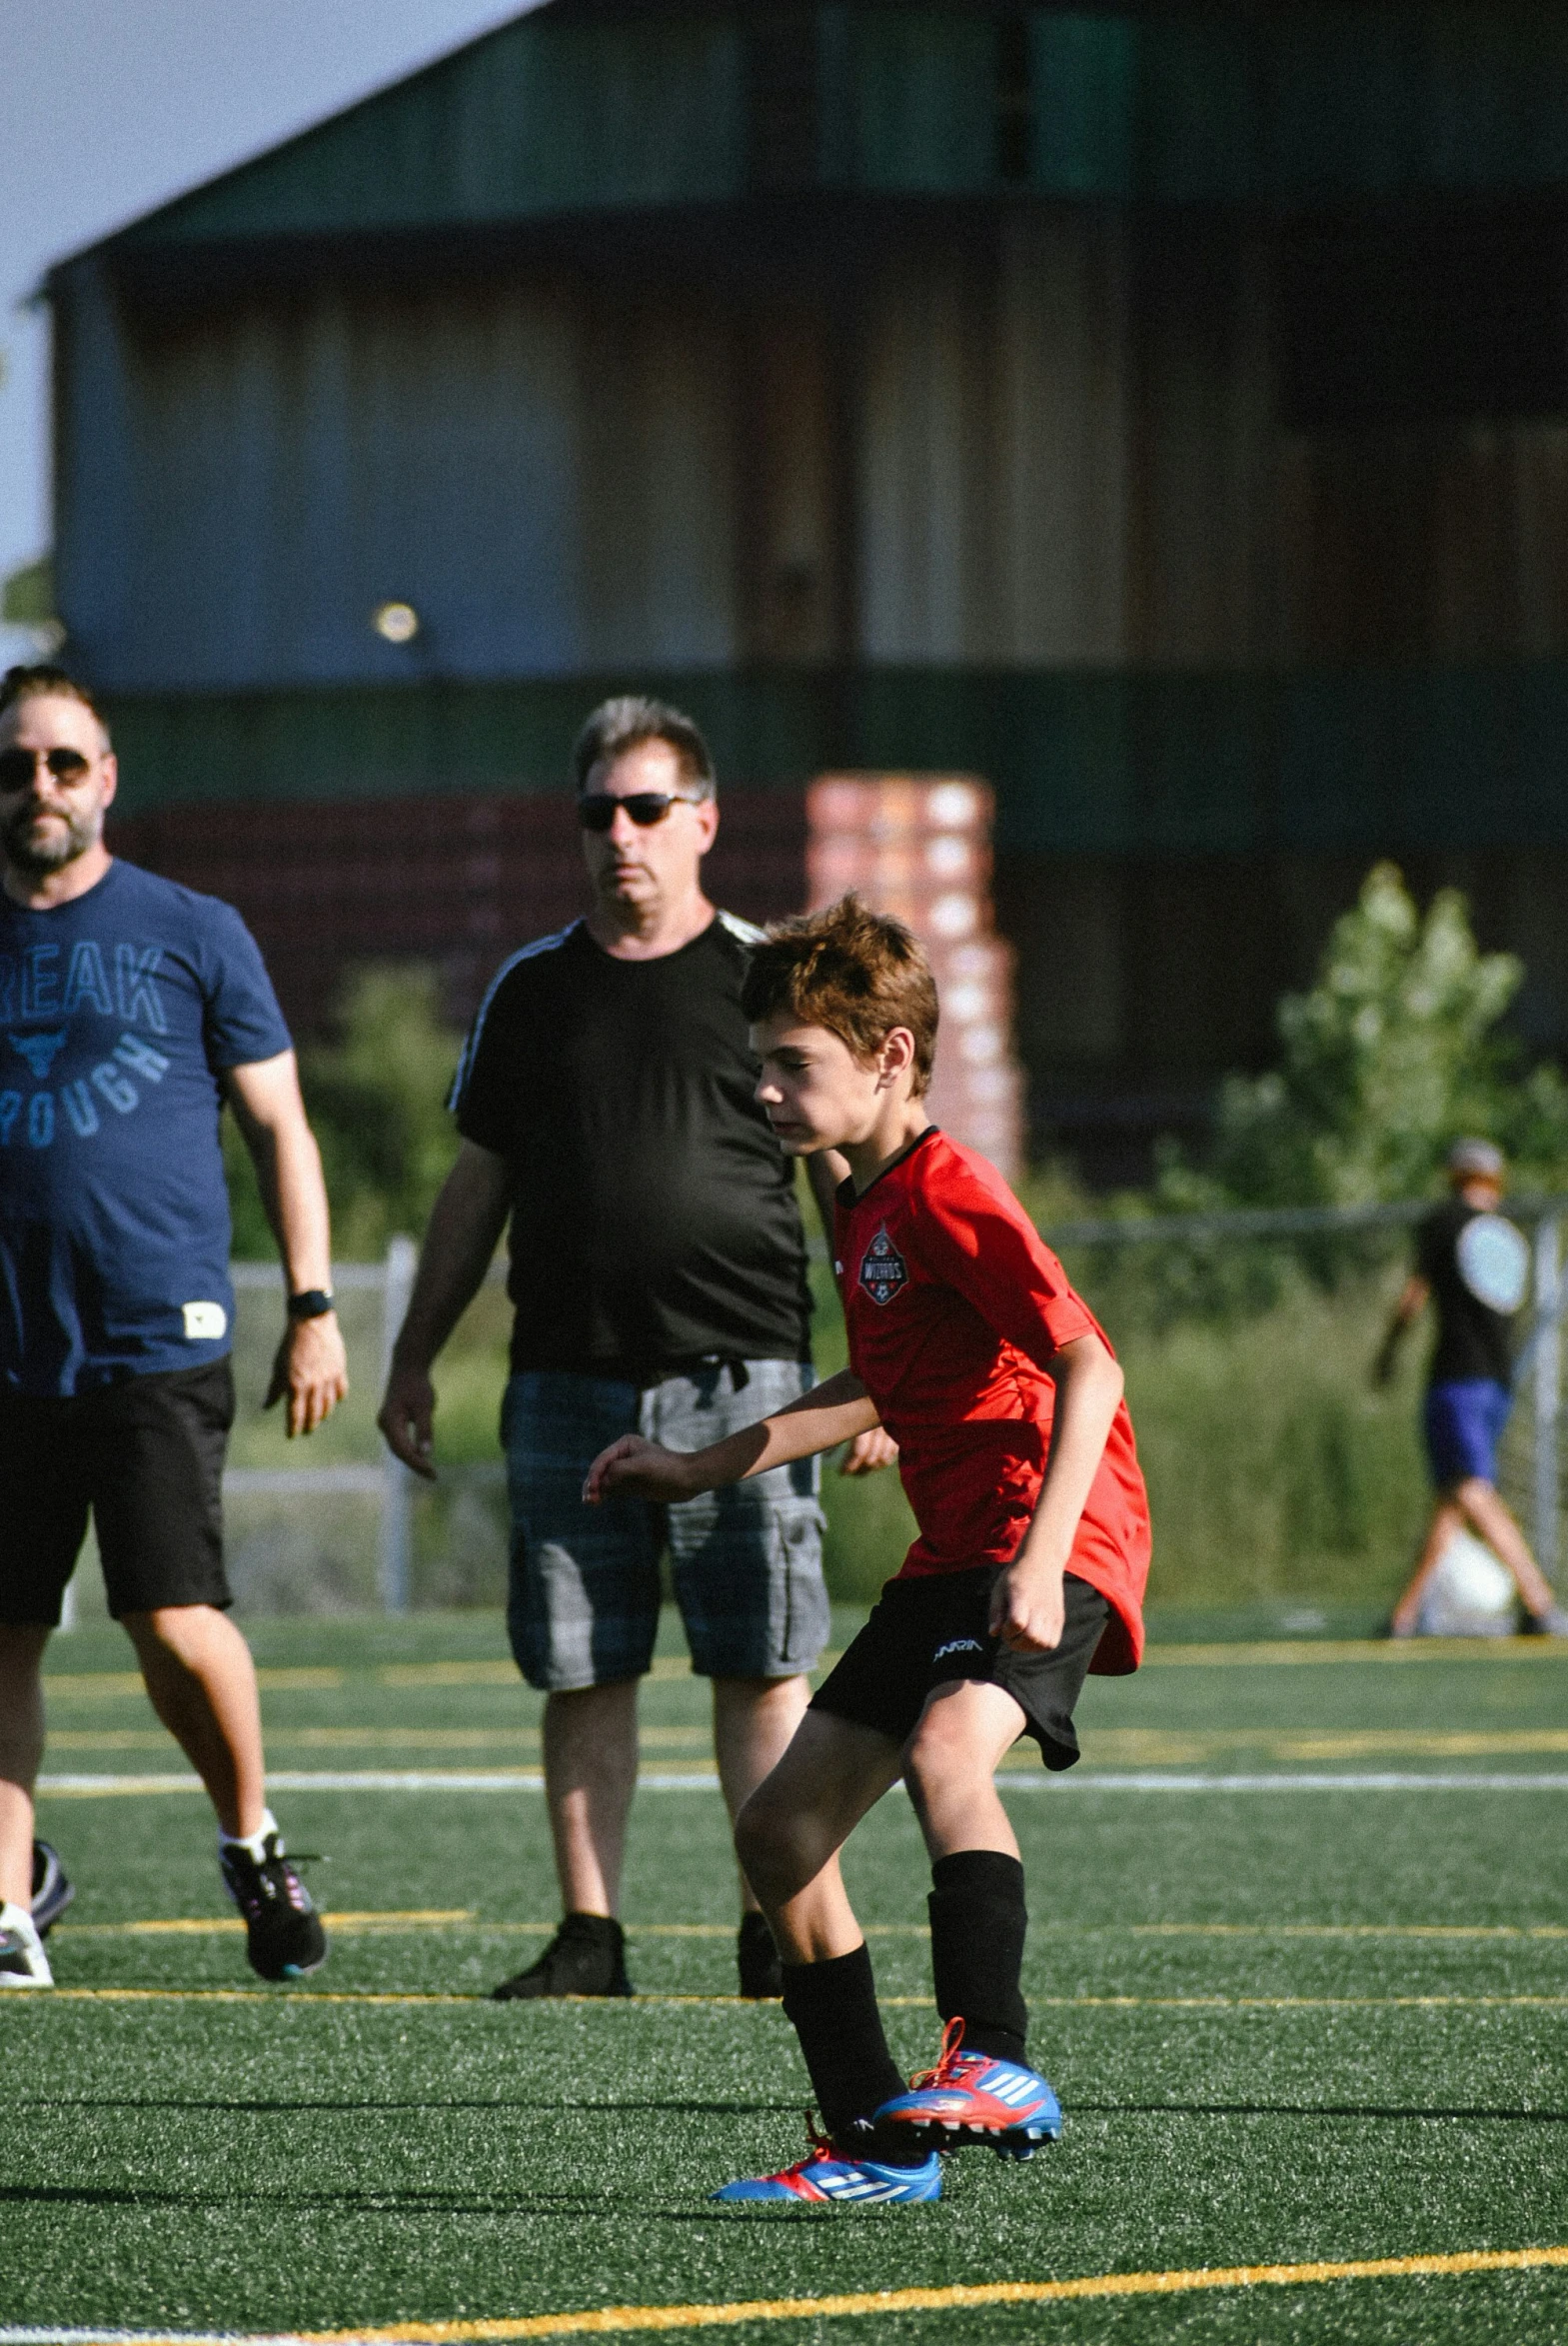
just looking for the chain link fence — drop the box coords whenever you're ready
[55,1197,1568,1626]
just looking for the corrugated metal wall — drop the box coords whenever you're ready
[62,268,741,690]
[136,13,747,243]
[108,5,1568,248]
[47,1,1568,1137]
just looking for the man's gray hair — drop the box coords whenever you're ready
[573,696,716,799]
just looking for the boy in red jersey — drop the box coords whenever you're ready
[586,896,1150,2204]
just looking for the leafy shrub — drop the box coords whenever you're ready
[1184,861,1568,1210]
[226,964,462,1259]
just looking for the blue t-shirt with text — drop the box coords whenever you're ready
[0,859,292,1394]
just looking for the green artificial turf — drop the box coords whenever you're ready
[4,1614,1567,2343]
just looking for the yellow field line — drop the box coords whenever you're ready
[23,2243,1567,2343]
[55,1918,933,1940]
[297,2243,1568,2339]
[24,1987,1568,2011]
[38,1640,1568,1706]
[43,1731,709,1752]
[40,1729,1568,1763]
[1080,1730,1568,1758]
[1133,1921,1568,1940]
[61,1912,475,1937]
[1144,1638,1568,1665]
[44,1915,1568,1941]
[41,1669,343,1696]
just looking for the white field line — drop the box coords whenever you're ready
[33,1769,1568,1797]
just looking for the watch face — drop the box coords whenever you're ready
[1456,1213,1529,1314]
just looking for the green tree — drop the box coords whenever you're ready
[226,964,463,1259]
[1168,862,1568,1210]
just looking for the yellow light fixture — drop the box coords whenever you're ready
[372,600,420,645]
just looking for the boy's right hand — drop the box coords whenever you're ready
[584,1434,698,1505]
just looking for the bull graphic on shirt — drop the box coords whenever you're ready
[7,1030,67,1079]
[858,1226,908,1306]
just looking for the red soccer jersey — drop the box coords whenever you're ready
[834,1127,1150,1674]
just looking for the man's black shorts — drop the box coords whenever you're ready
[810,1566,1111,1770]
[0,1360,236,1626]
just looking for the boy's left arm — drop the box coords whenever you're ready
[990,1331,1124,1653]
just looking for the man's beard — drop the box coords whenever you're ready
[3,804,99,876]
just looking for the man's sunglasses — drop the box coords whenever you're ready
[578,791,703,833]
[0,746,94,793]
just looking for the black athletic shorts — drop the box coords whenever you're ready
[0,1360,236,1626]
[810,1566,1111,1771]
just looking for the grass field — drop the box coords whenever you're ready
[6,1610,1568,2345]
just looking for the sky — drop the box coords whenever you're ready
[0,0,541,663]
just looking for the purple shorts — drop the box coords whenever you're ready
[1423,1378,1511,1489]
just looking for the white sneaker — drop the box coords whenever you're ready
[0,1900,53,1986]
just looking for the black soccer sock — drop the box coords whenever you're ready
[781,1944,914,2158]
[928,1850,1029,2066]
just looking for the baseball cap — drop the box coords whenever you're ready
[1447,1138,1505,1181]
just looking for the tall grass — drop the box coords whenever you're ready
[810,1245,1432,1613]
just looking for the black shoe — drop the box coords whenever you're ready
[218,1830,327,1982]
[491,1912,633,2000]
[30,1841,75,1937]
[738,1909,783,1999]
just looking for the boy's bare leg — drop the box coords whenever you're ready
[735,1710,918,2159]
[1387,1498,1464,1635]
[542,1680,640,1916]
[712,1673,811,1914]
[1453,1479,1559,1617]
[901,1678,1029,1860]
[736,1709,903,1960]
[0,1623,50,1907]
[120,1606,267,1840]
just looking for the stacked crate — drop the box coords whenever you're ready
[805,774,1024,1180]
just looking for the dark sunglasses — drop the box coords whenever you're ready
[578,791,703,833]
[0,746,93,793]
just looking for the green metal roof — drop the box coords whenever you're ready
[59,4,1568,273]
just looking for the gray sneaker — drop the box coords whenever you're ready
[1523,1604,1568,1638]
[31,1841,75,1936]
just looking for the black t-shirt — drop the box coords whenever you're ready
[1415,1198,1526,1387]
[450,914,812,1377]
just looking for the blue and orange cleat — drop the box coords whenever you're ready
[873,2019,1062,2160]
[713,2120,942,2205]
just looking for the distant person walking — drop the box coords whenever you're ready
[0,666,349,1988]
[378,696,891,2001]
[1375,1139,1568,1637]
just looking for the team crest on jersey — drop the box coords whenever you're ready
[858,1226,907,1306]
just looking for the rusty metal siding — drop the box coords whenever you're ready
[59,271,739,693]
[109,784,807,1037]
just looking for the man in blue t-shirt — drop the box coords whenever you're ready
[0,666,350,1989]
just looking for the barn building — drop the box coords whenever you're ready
[43,1,1568,1173]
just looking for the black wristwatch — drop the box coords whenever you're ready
[287,1288,336,1322]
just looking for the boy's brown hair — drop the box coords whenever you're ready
[741,894,938,1096]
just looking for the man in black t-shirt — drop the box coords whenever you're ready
[379,698,893,1998]
[1374,1140,1568,1635]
